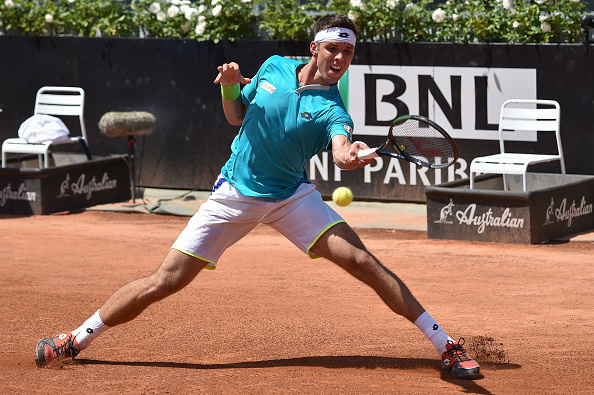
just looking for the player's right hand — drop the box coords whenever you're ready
[214,62,252,85]
[346,141,376,167]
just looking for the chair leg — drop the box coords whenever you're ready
[79,139,92,161]
[469,172,475,189]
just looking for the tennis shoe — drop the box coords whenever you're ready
[34,332,80,367]
[441,338,480,379]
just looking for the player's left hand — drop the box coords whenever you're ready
[214,62,252,86]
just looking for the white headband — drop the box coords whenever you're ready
[314,27,356,46]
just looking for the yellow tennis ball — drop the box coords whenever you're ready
[332,187,353,207]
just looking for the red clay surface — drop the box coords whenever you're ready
[1,210,593,394]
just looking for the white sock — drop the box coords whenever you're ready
[73,310,110,350]
[414,311,453,356]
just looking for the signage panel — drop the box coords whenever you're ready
[347,65,537,141]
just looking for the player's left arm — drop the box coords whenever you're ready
[331,134,374,170]
[214,62,251,126]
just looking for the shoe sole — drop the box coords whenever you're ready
[444,366,481,380]
[34,339,49,367]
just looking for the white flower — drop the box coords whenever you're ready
[68,0,75,3]
[386,0,398,8]
[242,0,252,3]
[167,5,179,18]
[432,8,446,24]
[198,5,206,13]
[541,22,551,32]
[149,2,161,14]
[350,0,363,9]
[45,14,54,23]
[212,4,222,17]
[211,0,220,5]
[184,7,198,20]
[535,0,544,4]
[156,10,167,21]
[539,14,549,22]
[195,21,206,35]
[452,14,458,22]
[198,15,206,24]
[512,21,519,29]
[4,0,15,9]
[348,10,357,22]
[502,0,511,10]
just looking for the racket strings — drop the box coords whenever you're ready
[390,119,456,166]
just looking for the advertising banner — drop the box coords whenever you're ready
[0,37,592,202]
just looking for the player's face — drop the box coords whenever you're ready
[312,41,355,85]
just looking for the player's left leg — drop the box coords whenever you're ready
[310,222,480,379]
[309,222,424,322]
[263,183,479,378]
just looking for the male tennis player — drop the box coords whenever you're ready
[34,14,480,379]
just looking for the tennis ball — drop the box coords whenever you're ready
[332,187,353,207]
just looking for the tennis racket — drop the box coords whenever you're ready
[357,115,458,169]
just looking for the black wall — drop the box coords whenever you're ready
[1,36,592,202]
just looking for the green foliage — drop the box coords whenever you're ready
[258,0,321,41]
[429,0,586,43]
[0,0,587,43]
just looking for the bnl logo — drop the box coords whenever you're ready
[348,65,537,140]
[363,73,498,129]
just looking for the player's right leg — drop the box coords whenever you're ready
[35,249,208,367]
[35,175,265,367]
[99,249,209,327]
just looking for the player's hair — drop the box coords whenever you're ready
[314,14,358,37]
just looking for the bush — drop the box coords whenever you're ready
[0,0,587,43]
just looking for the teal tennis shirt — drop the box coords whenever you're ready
[221,56,354,200]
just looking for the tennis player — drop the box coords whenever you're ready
[34,13,480,379]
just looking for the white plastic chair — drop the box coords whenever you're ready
[469,99,565,191]
[2,86,91,168]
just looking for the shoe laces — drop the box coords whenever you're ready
[53,334,80,360]
[445,337,472,362]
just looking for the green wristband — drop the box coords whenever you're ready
[221,83,240,101]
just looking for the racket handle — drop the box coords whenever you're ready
[357,148,378,160]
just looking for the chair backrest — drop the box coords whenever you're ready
[33,86,87,142]
[498,99,562,156]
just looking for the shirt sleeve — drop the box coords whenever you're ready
[241,56,277,105]
[326,109,354,149]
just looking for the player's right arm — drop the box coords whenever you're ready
[214,62,251,126]
[331,134,374,170]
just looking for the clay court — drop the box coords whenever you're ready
[1,204,593,394]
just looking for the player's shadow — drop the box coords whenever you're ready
[77,355,520,395]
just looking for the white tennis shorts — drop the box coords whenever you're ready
[171,176,345,269]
